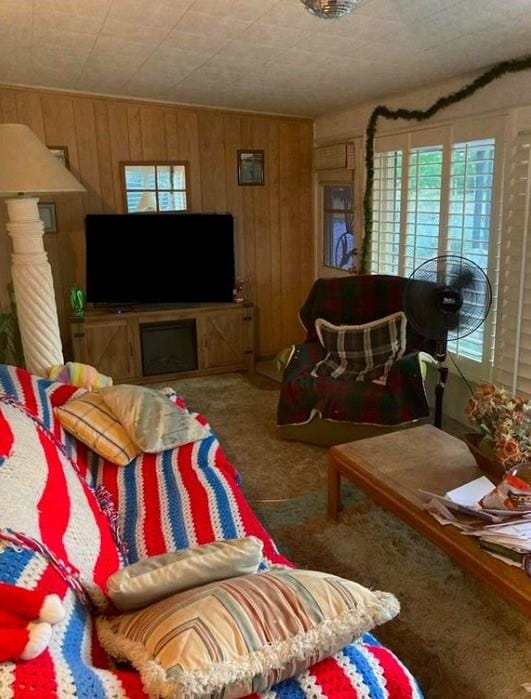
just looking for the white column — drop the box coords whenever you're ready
[5,196,64,376]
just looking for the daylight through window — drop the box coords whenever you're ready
[371,134,496,367]
[122,163,188,213]
[323,184,355,271]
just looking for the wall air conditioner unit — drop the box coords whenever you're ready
[314,142,354,171]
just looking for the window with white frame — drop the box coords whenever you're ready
[122,162,188,213]
[371,122,502,373]
[322,184,355,271]
[494,131,531,396]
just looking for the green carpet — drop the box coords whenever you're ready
[166,372,531,699]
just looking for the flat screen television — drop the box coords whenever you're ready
[85,213,235,305]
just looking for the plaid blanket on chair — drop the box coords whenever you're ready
[278,275,436,427]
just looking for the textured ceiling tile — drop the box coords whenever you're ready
[0,0,32,19]
[127,64,194,86]
[179,63,248,85]
[0,0,527,116]
[85,50,147,73]
[175,10,250,37]
[297,32,367,58]
[213,40,284,67]
[34,0,111,20]
[77,65,132,91]
[32,44,91,70]
[30,66,82,88]
[143,46,211,72]
[32,27,98,51]
[259,2,326,30]
[235,23,308,50]
[107,0,191,27]
[320,12,403,39]
[90,34,158,62]
[161,29,230,53]
[0,64,30,84]
[31,8,104,35]
[0,24,31,46]
[100,18,169,44]
[189,0,278,23]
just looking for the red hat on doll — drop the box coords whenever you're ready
[0,582,65,662]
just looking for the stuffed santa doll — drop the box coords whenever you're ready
[0,582,65,662]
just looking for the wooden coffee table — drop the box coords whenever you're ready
[328,424,531,617]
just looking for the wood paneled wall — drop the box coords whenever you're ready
[0,85,313,359]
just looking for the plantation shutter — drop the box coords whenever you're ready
[494,131,531,395]
[372,149,402,275]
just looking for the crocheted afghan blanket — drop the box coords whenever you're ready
[0,365,423,699]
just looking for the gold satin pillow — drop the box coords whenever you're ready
[107,537,264,611]
[55,392,141,466]
[98,568,399,699]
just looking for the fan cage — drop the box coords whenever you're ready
[403,255,492,343]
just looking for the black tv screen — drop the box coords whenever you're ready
[85,213,235,304]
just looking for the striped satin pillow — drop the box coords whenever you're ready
[55,392,141,467]
[97,568,399,699]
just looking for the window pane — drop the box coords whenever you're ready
[125,165,156,190]
[323,185,354,270]
[370,138,496,369]
[324,185,353,210]
[157,164,186,190]
[127,190,157,213]
[158,191,187,212]
[371,150,402,275]
[404,145,443,277]
[447,138,495,362]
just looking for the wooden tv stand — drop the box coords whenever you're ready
[71,303,255,384]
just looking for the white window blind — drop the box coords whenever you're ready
[404,145,443,277]
[447,139,495,361]
[371,125,499,369]
[494,131,531,395]
[371,150,402,275]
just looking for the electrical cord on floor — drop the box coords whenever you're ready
[448,352,475,396]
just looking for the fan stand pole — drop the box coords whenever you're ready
[434,342,448,429]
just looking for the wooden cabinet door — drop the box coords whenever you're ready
[79,320,136,381]
[201,309,253,370]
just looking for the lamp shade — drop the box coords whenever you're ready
[0,124,85,195]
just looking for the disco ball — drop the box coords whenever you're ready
[300,0,361,19]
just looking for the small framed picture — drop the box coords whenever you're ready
[38,203,57,233]
[238,150,264,186]
[47,145,70,170]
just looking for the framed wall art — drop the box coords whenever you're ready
[38,202,57,233]
[47,145,70,170]
[238,150,264,186]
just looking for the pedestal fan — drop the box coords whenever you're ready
[403,255,492,429]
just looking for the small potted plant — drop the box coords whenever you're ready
[464,383,531,479]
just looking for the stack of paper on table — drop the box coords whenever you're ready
[418,476,531,569]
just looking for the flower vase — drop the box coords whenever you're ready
[464,433,506,480]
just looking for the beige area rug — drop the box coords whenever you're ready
[168,373,531,699]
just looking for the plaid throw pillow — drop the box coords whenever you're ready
[312,312,407,382]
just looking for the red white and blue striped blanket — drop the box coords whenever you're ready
[0,365,422,699]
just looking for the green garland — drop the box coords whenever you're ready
[360,53,531,274]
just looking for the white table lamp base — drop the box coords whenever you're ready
[5,196,64,376]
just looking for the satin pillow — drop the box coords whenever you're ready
[100,384,210,453]
[107,537,264,611]
[55,391,141,467]
[98,568,399,699]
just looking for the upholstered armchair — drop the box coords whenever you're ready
[277,275,436,446]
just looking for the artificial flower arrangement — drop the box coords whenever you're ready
[465,383,531,470]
